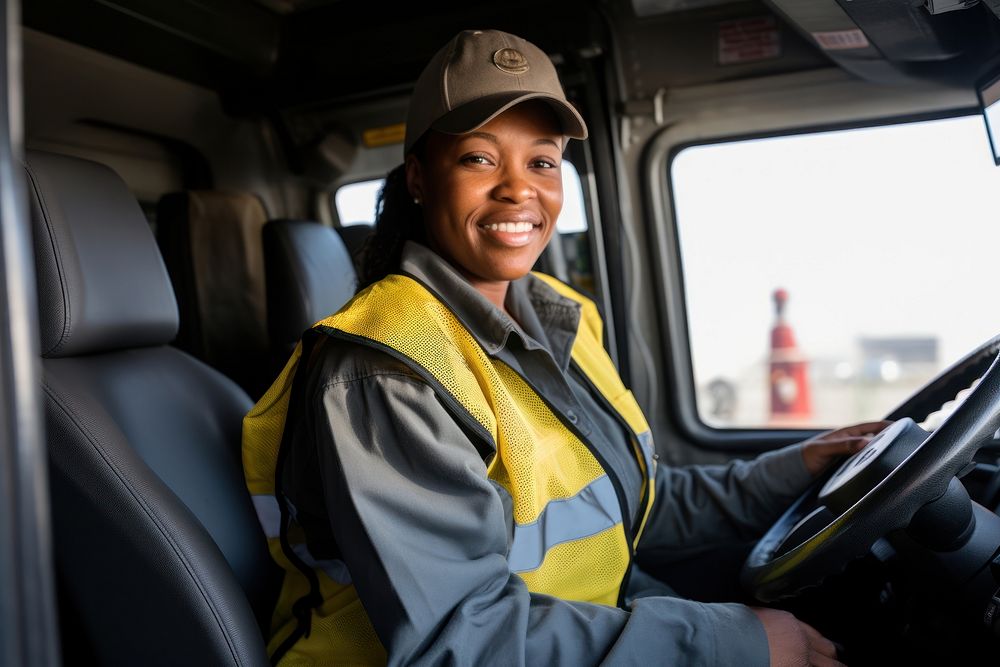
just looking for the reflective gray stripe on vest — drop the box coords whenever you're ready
[637,431,657,481]
[252,494,353,585]
[508,474,622,574]
[252,494,282,539]
[291,542,353,585]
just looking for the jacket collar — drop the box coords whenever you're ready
[398,241,581,370]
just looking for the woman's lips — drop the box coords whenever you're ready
[477,219,542,247]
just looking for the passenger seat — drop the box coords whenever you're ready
[29,151,275,666]
[335,222,373,272]
[263,219,358,356]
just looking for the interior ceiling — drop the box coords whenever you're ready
[631,0,735,16]
[249,0,342,14]
[23,0,603,114]
[22,0,1000,117]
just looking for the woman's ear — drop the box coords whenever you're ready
[405,154,423,204]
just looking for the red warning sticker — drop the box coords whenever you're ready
[718,17,781,66]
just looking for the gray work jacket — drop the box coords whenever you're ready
[282,241,815,666]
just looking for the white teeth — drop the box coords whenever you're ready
[485,222,533,233]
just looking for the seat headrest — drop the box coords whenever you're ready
[263,219,357,350]
[27,151,178,358]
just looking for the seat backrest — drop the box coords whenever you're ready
[335,222,374,272]
[263,219,358,355]
[28,151,276,666]
[156,190,272,397]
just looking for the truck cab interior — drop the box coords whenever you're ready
[4,0,1000,664]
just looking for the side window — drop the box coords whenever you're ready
[555,160,595,295]
[670,115,1000,429]
[334,179,383,226]
[332,162,595,295]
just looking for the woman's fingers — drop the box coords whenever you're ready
[815,436,869,453]
[801,622,838,658]
[809,651,847,667]
[839,420,893,437]
[802,434,872,475]
[751,607,847,666]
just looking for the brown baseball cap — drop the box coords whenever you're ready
[404,29,588,155]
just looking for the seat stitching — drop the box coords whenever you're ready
[24,162,72,356]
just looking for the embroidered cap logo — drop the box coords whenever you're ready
[493,48,530,74]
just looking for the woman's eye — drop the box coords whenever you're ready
[461,154,492,166]
[531,158,559,169]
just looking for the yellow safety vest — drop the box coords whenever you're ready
[243,273,657,665]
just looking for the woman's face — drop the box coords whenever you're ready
[407,101,564,289]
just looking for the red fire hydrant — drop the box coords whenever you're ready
[769,288,812,424]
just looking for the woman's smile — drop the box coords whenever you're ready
[477,211,543,247]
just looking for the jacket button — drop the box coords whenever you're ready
[567,410,579,424]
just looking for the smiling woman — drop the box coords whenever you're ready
[241,27,870,667]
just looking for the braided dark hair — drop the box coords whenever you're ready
[357,151,426,290]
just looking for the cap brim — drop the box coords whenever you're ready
[430,91,588,142]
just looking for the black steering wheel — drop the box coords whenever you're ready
[742,336,1000,602]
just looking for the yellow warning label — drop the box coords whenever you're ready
[362,123,406,148]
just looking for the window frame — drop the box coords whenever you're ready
[647,106,980,451]
[564,138,620,365]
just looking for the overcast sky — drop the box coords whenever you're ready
[671,114,1000,387]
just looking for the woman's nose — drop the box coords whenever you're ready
[492,166,536,204]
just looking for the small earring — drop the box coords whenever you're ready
[413,197,421,205]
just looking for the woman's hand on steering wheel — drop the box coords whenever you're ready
[800,421,894,477]
[751,607,846,667]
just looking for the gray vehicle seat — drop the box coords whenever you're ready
[156,190,272,398]
[263,219,358,356]
[28,151,276,666]
[335,222,373,272]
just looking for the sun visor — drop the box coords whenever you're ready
[763,0,1000,85]
[300,126,359,185]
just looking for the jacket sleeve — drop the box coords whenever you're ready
[303,359,771,666]
[637,443,815,561]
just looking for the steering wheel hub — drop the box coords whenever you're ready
[819,418,927,514]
